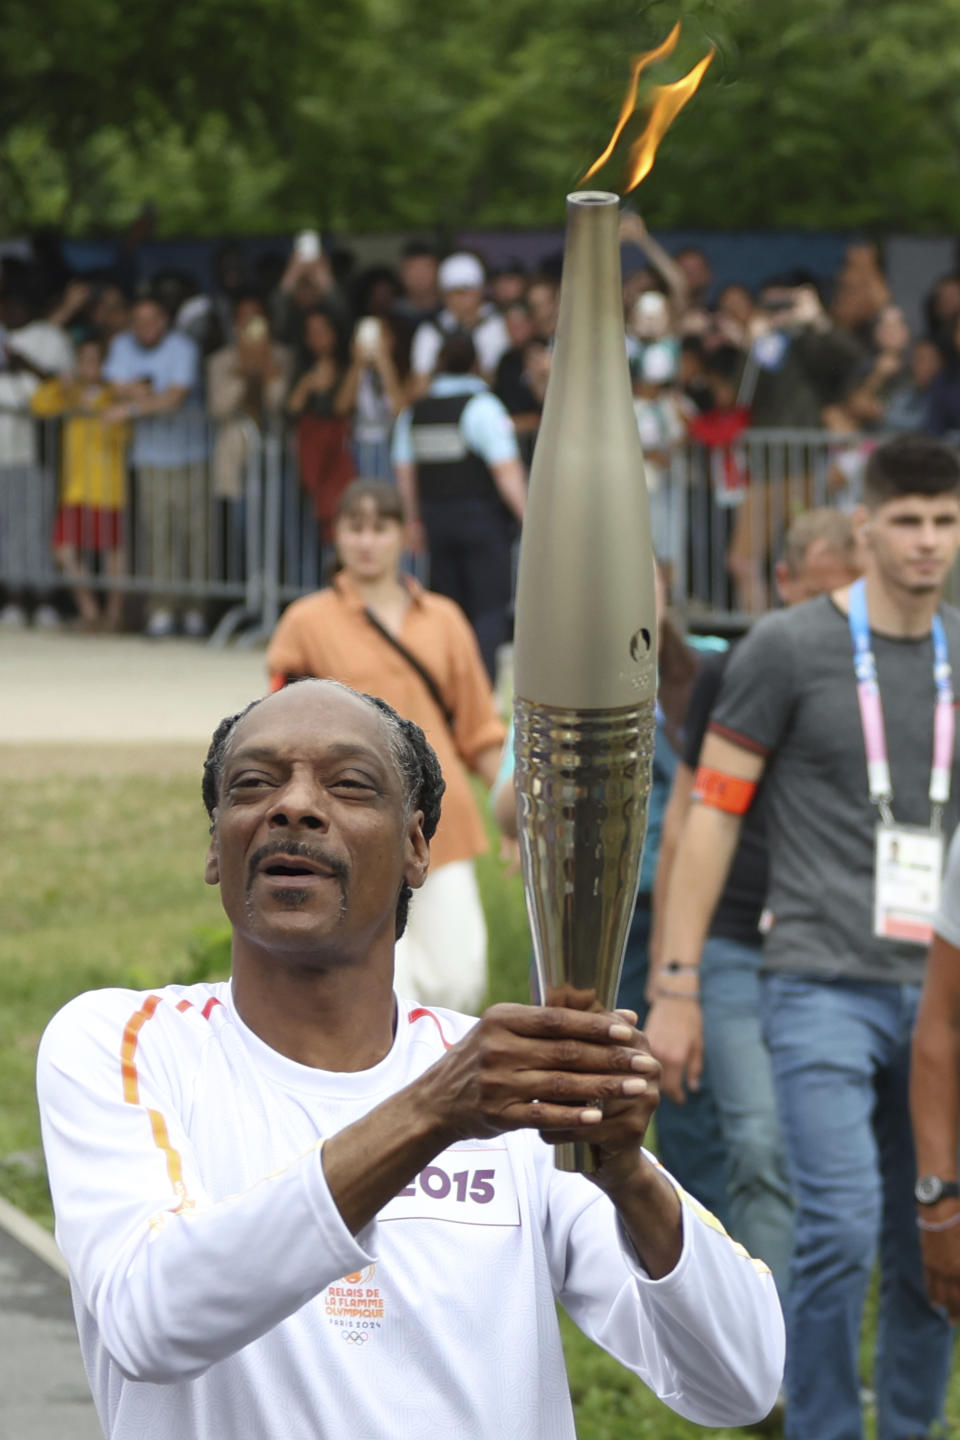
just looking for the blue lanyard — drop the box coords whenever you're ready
[848,578,953,827]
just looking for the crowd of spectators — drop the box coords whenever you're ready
[4,221,960,634]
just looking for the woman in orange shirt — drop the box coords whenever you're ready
[266,479,506,1012]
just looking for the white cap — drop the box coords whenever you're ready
[438,253,485,292]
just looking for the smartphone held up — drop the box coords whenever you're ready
[354,316,382,361]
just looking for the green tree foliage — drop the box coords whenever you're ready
[4,0,960,237]
[647,0,960,230]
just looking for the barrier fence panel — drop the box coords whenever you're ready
[0,408,263,640]
[660,428,865,627]
[2,412,935,640]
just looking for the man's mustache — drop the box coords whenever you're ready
[246,839,349,893]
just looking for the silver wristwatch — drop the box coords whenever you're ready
[915,1175,960,1206]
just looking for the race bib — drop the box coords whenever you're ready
[873,824,944,945]
[379,1145,520,1227]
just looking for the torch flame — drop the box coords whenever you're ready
[580,25,714,192]
[624,49,714,192]
[579,22,681,187]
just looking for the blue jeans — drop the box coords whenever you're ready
[701,934,793,1297]
[760,973,953,1440]
[351,437,394,481]
[618,899,730,1228]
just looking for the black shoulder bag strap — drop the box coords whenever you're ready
[362,608,455,730]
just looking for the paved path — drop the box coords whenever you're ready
[0,1212,102,1439]
[0,629,266,747]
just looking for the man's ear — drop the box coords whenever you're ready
[404,810,430,893]
[852,503,871,546]
[204,818,221,886]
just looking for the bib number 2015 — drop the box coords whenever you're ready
[398,1166,495,1205]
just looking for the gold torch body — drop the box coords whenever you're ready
[513,191,658,1174]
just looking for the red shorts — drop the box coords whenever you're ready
[53,506,124,552]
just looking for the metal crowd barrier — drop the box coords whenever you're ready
[659,427,867,627]
[0,409,264,643]
[0,410,878,640]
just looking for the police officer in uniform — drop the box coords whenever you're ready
[393,334,527,680]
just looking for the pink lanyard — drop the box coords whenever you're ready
[848,579,954,831]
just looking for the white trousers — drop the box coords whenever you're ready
[393,860,487,1014]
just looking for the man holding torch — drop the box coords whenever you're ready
[37,680,783,1439]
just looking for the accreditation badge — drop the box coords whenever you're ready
[873,824,944,945]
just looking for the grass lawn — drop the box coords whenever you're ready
[2,758,955,1437]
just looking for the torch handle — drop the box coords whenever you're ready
[515,697,655,1176]
[555,1140,597,1175]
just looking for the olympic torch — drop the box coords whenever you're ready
[513,189,657,1174]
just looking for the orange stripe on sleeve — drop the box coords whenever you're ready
[121,994,163,1104]
[120,995,192,1212]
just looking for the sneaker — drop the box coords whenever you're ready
[145,608,176,639]
[182,609,208,639]
[33,604,62,629]
[0,603,27,628]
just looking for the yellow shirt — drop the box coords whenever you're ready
[30,379,128,509]
[266,575,506,870]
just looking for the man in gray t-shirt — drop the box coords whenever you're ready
[710,593,960,985]
[648,435,960,1440]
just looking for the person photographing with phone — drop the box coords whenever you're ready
[336,313,412,481]
[286,305,355,539]
[206,292,292,507]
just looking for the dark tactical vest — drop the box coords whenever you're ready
[409,393,499,504]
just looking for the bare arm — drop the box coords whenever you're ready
[619,213,690,313]
[912,934,960,1177]
[910,933,960,1318]
[493,775,518,840]
[647,761,695,994]
[46,280,92,329]
[333,358,361,417]
[286,371,314,417]
[644,733,765,1101]
[110,384,190,417]
[472,742,503,789]
[490,457,526,523]
[394,458,426,554]
[394,460,417,523]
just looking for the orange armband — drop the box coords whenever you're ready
[693,765,757,816]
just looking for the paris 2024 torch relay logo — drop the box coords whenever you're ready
[324,1263,384,1344]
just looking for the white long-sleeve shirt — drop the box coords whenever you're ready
[37,981,784,1439]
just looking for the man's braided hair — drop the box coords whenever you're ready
[202,681,445,939]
